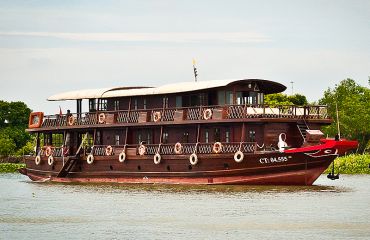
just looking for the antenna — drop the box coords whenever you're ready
[290,81,294,95]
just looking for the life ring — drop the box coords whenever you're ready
[118,151,126,163]
[138,145,146,156]
[35,156,41,165]
[213,142,223,154]
[189,153,198,165]
[154,153,161,164]
[48,155,54,165]
[45,146,52,157]
[87,154,94,164]
[105,145,113,156]
[203,109,212,120]
[67,115,75,126]
[153,111,162,122]
[98,113,106,124]
[234,150,244,163]
[174,142,182,154]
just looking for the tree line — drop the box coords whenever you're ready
[0,78,369,156]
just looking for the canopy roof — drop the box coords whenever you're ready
[47,78,286,101]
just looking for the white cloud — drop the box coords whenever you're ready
[0,31,271,43]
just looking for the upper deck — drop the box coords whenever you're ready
[28,78,331,132]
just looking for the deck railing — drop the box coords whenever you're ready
[39,104,329,128]
[82,142,257,157]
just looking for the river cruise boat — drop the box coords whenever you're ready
[20,78,357,185]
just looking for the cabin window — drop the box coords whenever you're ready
[214,128,221,142]
[143,98,147,109]
[258,93,264,104]
[163,97,169,108]
[225,91,234,105]
[190,95,198,106]
[89,99,96,112]
[44,133,52,146]
[115,135,120,145]
[249,130,256,142]
[146,131,152,144]
[236,92,244,105]
[225,129,230,143]
[247,92,257,105]
[162,132,169,144]
[52,134,64,146]
[114,100,120,111]
[205,130,209,143]
[199,93,207,106]
[137,133,142,144]
[176,96,182,108]
[96,131,101,145]
[133,99,138,110]
[182,132,189,143]
[218,91,225,105]
[98,99,108,111]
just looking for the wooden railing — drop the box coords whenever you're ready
[39,104,329,128]
[85,142,257,156]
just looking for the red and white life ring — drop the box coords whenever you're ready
[174,142,182,154]
[68,115,75,126]
[213,142,223,154]
[45,146,52,157]
[98,113,106,124]
[105,145,113,156]
[203,109,212,120]
[138,145,146,156]
[153,111,162,122]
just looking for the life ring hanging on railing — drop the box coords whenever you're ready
[118,151,126,163]
[138,144,146,156]
[105,145,113,156]
[153,111,162,122]
[98,113,106,124]
[189,153,198,165]
[213,142,223,154]
[87,154,94,164]
[67,115,75,126]
[48,155,54,165]
[154,153,161,165]
[45,146,52,157]
[35,155,41,165]
[234,150,244,163]
[174,142,182,154]
[203,109,213,120]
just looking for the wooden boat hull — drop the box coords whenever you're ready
[21,149,337,186]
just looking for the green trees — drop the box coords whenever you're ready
[0,100,32,156]
[319,79,370,152]
[264,93,308,106]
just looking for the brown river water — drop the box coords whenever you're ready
[0,173,369,239]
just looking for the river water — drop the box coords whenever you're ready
[0,174,369,240]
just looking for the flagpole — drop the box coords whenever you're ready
[192,59,198,82]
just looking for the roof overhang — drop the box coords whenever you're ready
[47,78,286,101]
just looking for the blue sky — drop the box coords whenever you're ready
[0,0,369,114]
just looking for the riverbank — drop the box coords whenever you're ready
[0,163,25,173]
[325,154,370,174]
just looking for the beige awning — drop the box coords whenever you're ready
[47,78,286,101]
